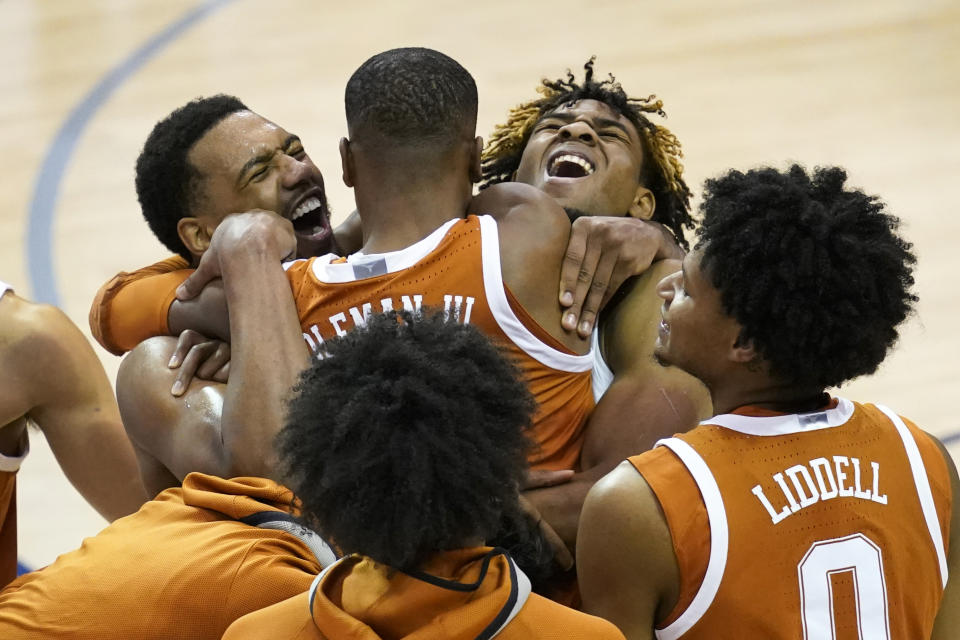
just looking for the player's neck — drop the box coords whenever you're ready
[710,379,827,417]
[355,180,472,255]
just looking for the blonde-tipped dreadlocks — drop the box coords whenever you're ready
[481,58,695,248]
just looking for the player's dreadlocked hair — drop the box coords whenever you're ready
[345,47,477,150]
[697,164,917,390]
[277,310,537,573]
[481,58,694,248]
[135,95,248,261]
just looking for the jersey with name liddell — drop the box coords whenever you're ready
[630,398,951,640]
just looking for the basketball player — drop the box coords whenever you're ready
[219,310,624,640]
[0,201,332,638]
[0,281,146,587]
[88,94,360,357]
[126,49,595,505]
[480,60,711,545]
[576,165,960,639]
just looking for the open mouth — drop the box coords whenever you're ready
[548,153,595,178]
[289,195,330,239]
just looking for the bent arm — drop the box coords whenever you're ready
[117,337,228,495]
[118,213,308,487]
[215,215,310,477]
[1,297,147,519]
[88,256,191,355]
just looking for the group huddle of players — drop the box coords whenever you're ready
[0,48,956,639]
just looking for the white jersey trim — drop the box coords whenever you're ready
[488,555,533,639]
[654,437,729,640]
[478,215,593,373]
[308,555,345,614]
[876,404,949,589]
[591,326,614,402]
[305,219,460,284]
[702,397,856,436]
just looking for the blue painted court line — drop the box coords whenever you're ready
[26,0,236,306]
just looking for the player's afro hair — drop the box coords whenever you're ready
[481,57,694,248]
[134,95,248,260]
[344,47,477,150]
[697,164,917,389]
[277,310,536,572]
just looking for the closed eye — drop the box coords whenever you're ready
[600,130,626,141]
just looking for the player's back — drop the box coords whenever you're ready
[283,215,594,471]
[632,398,950,639]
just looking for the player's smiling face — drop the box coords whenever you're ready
[514,99,651,218]
[187,110,334,258]
[654,247,743,385]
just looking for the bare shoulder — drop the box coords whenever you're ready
[603,258,680,367]
[578,460,679,638]
[0,293,88,364]
[584,460,663,525]
[471,182,568,231]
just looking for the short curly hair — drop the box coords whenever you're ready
[481,58,694,248]
[345,47,477,150]
[277,310,537,572]
[697,164,917,389]
[134,95,248,260]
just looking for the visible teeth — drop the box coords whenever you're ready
[292,196,322,220]
[551,154,595,175]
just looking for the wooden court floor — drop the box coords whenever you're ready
[1,0,957,568]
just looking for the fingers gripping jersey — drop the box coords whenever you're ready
[283,215,594,471]
[631,399,951,640]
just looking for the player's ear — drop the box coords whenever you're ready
[469,136,483,183]
[730,332,758,364]
[177,217,212,258]
[627,186,655,220]
[339,137,355,188]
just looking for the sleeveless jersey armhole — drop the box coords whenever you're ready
[901,417,953,557]
[629,447,711,628]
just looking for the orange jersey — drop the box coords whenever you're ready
[0,443,27,590]
[283,215,594,470]
[222,547,625,640]
[0,473,334,639]
[630,398,951,639]
[89,255,191,355]
[89,217,593,467]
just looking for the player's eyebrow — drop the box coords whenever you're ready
[538,112,630,136]
[235,135,301,186]
[237,149,276,186]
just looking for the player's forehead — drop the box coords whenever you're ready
[189,110,291,175]
[682,246,709,290]
[541,99,638,133]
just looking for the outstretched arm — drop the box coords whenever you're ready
[0,294,147,519]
